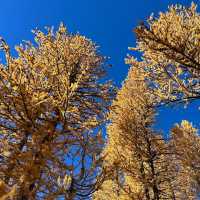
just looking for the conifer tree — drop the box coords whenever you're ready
[94,68,177,200]
[127,3,200,196]
[94,3,200,200]
[0,24,114,199]
[170,120,200,198]
[128,3,200,105]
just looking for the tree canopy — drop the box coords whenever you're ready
[0,23,114,199]
[94,3,200,200]
[0,2,200,200]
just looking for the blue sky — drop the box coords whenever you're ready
[0,0,199,134]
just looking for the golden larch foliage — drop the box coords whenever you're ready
[0,23,114,199]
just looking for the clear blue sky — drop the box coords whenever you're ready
[0,0,199,134]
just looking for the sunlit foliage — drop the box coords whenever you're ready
[0,23,114,199]
[94,2,200,200]
[1,2,200,200]
[94,68,178,200]
[128,3,200,105]
[170,120,200,198]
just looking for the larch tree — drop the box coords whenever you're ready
[94,67,177,200]
[170,120,200,199]
[94,2,200,200]
[128,2,200,194]
[128,2,200,105]
[0,23,114,200]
